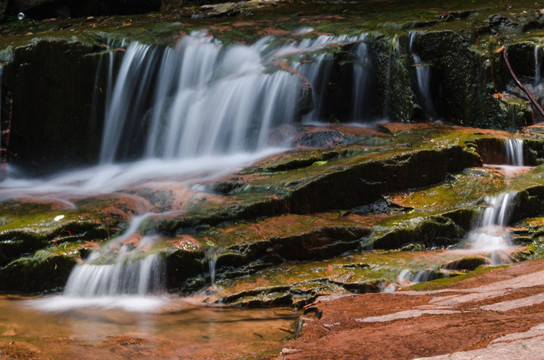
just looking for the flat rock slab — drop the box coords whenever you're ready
[279,259,544,360]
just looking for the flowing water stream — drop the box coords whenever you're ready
[1,31,374,311]
[505,138,524,166]
[467,192,516,254]
[535,45,541,86]
[465,140,524,263]
[409,32,436,119]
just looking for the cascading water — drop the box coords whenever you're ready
[64,214,164,297]
[0,65,2,151]
[352,36,373,122]
[467,192,516,264]
[33,214,168,312]
[36,33,368,308]
[295,51,333,121]
[535,45,541,86]
[100,32,308,163]
[20,32,386,310]
[409,32,436,119]
[64,247,164,297]
[505,138,524,166]
[290,34,359,122]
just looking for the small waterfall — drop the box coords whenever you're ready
[535,45,541,86]
[409,32,435,118]
[467,192,515,262]
[397,269,433,285]
[205,246,218,289]
[63,214,165,297]
[383,36,395,118]
[352,36,373,121]
[209,257,217,288]
[296,52,333,121]
[100,32,305,163]
[64,249,165,296]
[291,34,358,122]
[0,65,2,154]
[505,138,524,166]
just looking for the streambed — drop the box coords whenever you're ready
[0,295,297,359]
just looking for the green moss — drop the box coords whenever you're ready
[407,265,507,291]
[0,246,80,293]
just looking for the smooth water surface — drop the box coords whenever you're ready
[0,295,297,359]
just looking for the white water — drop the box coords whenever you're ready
[467,192,515,261]
[101,32,341,163]
[535,45,541,86]
[397,269,433,285]
[11,32,378,311]
[0,65,2,152]
[505,138,524,166]
[0,149,283,201]
[290,34,359,122]
[32,214,169,312]
[352,35,373,121]
[409,32,435,118]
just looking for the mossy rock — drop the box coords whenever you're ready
[442,256,489,271]
[4,38,106,175]
[412,30,506,128]
[369,34,416,121]
[370,215,464,250]
[0,250,78,293]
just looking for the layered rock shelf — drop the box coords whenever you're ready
[2,1,544,359]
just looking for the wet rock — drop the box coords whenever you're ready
[442,256,489,271]
[370,35,417,121]
[163,245,208,292]
[412,31,500,127]
[0,251,78,292]
[485,10,544,35]
[442,208,479,232]
[0,0,7,22]
[505,42,540,79]
[0,217,108,266]
[370,215,464,250]
[287,145,482,213]
[267,226,370,261]
[473,137,528,165]
[512,186,544,223]
[4,39,106,175]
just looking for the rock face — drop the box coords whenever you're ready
[5,0,161,19]
[1,123,543,303]
[3,39,106,175]
[0,0,7,21]
[2,4,544,173]
[1,0,544,310]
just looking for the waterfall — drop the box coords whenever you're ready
[296,52,333,121]
[291,34,358,122]
[535,45,541,86]
[64,214,165,298]
[352,36,373,122]
[0,65,2,153]
[64,249,164,296]
[467,192,515,261]
[505,138,523,166]
[409,32,435,119]
[99,32,308,163]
